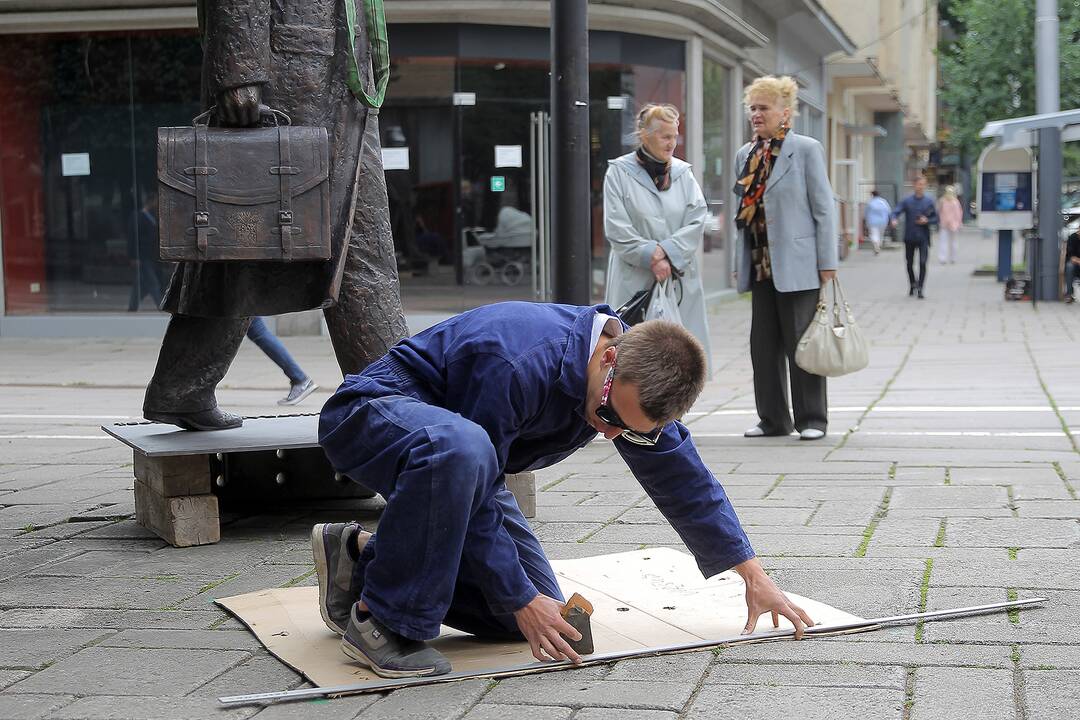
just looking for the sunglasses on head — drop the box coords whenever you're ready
[595,361,663,446]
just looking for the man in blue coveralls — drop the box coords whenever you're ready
[313,301,813,678]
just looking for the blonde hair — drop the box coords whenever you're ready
[743,75,800,116]
[637,104,680,136]
[943,185,958,199]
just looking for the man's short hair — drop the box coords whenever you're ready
[611,321,707,423]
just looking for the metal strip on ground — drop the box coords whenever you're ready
[218,597,1044,707]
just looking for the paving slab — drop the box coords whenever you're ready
[463,704,573,720]
[1023,670,1080,720]
[684,685,904,720]
[7,647,250,696]
[356,680,489,720]
[46,696,259,720]
[0,693,75,720]
[0,629,112,670]
[910,667,1016,720]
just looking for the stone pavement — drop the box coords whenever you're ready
[1,226,1078,719]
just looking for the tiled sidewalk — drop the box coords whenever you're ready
[1,227,1077,719]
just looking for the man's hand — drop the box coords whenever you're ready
[513,594,583,664]
[916,215,929,226]
[1071,257,1080,266]
[819,269,837,284]
[890,219,898,228]
[218,85,262,127]
[733,557,814,639]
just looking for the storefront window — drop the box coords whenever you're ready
[0,32,201,315]
[1,25,685,317]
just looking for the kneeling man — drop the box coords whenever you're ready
[314,301,812,678]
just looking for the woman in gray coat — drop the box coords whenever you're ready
[734,76,838,440]
[603,104,712,374]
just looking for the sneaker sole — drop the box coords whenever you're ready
[311,524,346,636]
[340,636,441,678]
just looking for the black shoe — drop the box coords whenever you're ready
[909,285,916,296]
[341,605,452,678]
[312,522,370,635]
[917,287,925,299]
[143,407,243,431]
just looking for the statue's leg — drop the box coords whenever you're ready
[324,111,409,377]
[143,314,251,430]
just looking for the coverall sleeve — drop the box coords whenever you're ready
[442,354,545,614]
[659,178,707,272]
[616,421,756,577]
[604,167,660,270]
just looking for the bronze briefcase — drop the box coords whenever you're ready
[156,109,331,262]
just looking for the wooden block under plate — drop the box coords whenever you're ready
[134,478,220,547]
[133,452,212,497]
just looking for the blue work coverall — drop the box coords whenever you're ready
[319,302,755,642]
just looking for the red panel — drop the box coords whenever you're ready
[0,37,47,313]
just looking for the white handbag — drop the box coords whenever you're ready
[794,277,869,377]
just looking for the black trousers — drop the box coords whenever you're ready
[905,239,929,289]
[750,277,827,434]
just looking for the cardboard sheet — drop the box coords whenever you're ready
[217,548,864,689]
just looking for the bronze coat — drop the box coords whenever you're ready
[164,0,379,317]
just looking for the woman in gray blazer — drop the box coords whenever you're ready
[734,76,838,440]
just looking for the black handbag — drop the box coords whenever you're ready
[616,287,653,326]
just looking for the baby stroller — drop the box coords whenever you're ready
[463,206,534,286]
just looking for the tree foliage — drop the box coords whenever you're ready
[940,0,1080,170]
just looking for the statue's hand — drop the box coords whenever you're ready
[218,85,262,127]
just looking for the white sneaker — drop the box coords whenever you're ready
[279,378,318,406]
[799,428,825,441]
[744,425,766,437]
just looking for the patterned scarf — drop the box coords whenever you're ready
[733,125,789,281]
[636,146,672,191]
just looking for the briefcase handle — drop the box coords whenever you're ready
[192,105,293,128]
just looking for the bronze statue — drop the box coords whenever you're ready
[143,0,408,430]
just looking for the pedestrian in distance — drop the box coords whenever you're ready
[891,176,938,299]
[603,103,712,374]
[127,191,164,312]
[245,317,318,406]
[864,190,891,255]
[732,75,838,442]
[313,302,814,678]
[1064,227,1080,303]
[937,185,963,264]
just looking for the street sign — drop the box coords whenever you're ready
[490,176,506,192]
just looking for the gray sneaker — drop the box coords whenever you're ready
[311,522,370,635]
[279,378,318,406]
[341,605,452,678]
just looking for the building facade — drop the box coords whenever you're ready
[0,0,852,336]
[821,0,939,246]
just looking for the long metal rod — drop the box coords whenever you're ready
[218,597,1045,707]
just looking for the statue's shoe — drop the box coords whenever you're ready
[144,407,243,431]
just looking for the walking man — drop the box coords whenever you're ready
[313,302,813,678]
[891,176,938,298]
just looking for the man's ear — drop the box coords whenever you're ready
[602,345,617,367]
